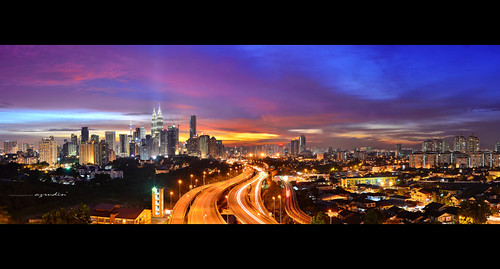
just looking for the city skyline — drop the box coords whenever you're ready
[3,45,500,149]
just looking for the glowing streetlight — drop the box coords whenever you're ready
[170,191,173,209]
[327,209,335,224]
[278,195,282,224]
[178,179,182,198]
[272,196,276,218]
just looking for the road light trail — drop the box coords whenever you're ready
[187,169,254,224]
[228,170,278,224]
[281,179,312,224]
[169,184,212,224]
[249,169,277,224]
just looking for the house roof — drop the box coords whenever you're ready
[115,207,145,219]
[90,203,146,220]
[423,202,446,211]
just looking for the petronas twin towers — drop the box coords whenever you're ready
[151,105,163,138]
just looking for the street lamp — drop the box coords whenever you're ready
[170,191,173,209]
[278,195,282,224]
[272,196,276,218]
[190,174,193,186]
[225,195,229,223]
[203,171,206,185]
[178,179,182,199]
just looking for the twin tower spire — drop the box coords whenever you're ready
[151,104,163,138]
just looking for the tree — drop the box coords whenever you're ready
[42,203,91,224]
[363,209,386,224]
[458,199,492,224]
[310,211,328,224]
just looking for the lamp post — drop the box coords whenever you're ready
[190,174,193,186]
[203,171,206,186]
[170,191,173,209]
[278,195,282,224]
[327,209,333,224]
[272,196,276,218]
[178,179,182,199]
[225,195,229,223]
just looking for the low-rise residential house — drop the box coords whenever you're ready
[411,188,433,203]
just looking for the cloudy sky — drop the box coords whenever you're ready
[2,45,500,149]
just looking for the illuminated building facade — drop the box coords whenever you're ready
[190,115,196,139]
[79,142,95,165]
[151,105,163,139]
[152,187,164,217]
[340,176,397,188]
[39,136,58,165]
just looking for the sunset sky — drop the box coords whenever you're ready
[2,45,500,149]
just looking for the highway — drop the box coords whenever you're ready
[281,179,311,224]
[187,169,254,224]
[228,170,278,224]
[169,184,212,224]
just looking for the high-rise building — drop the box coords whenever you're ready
[4,140,18,154]
[454,134,467,153]
[90,134,99,143]
[190,115,196,139]
[39,137,58,165]
[290,139,299,156]
[81,127,89,143]
[167,124,179,157]
[186,136,200,157]
[79,142,95,165]
[140,127,146,140]
[299,135,306,153]
[422,139,449,153]
[467,133,480,154]
[119,134,129,158]
[395,144,402,157]
[199,135,210,159]
[105,131,116,153]
[151,105,163,138]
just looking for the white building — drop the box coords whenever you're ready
[39,136,58,165]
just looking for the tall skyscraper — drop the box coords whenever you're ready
[3,140,18,154]
[105,131,116,153]
[190,115,197,139]
[467,133,480,154]
[199,135,210,159]
[166,124,179,157]
[299,135,306,153]
[119,134,129,157]
[395,144,402,157]
[81,127,89,143]
[151,105,163,138]
[454,134,466,153]
[140,127,146,140]
[290,139,299,156]
[79,142,95,165]
[422,139,449,153]
[39,137,58,165]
